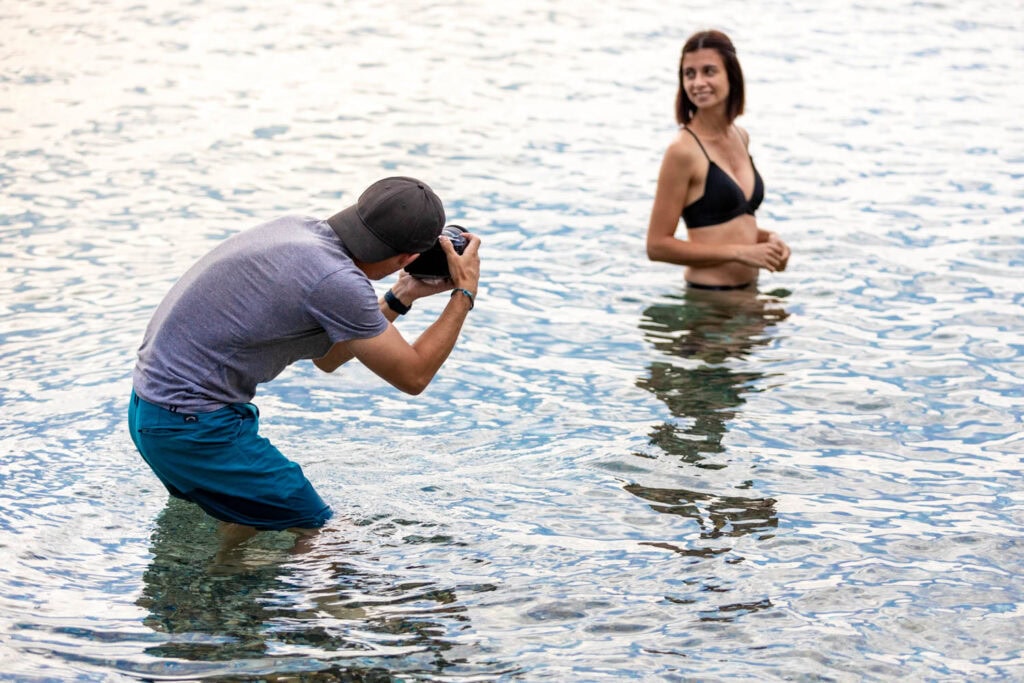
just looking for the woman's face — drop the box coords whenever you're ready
[682,48,729,110]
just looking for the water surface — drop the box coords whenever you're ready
[1,0,1022,680]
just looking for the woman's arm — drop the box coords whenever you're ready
[647,140,721,264]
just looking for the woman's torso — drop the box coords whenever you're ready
[680,126,763,287]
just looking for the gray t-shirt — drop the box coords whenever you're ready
[133,215,388,412]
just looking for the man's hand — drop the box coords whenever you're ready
[390,269,452,305]
[442,231,481,295]
[388,231,481,304]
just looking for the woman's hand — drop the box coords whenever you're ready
[755,230,791,272]
[735,240,787,272]
[767,232,791,271]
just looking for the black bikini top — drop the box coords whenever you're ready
[681,127,764,229]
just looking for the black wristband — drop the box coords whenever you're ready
[384,289,411,315]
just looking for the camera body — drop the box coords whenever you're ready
[404,225,468,280]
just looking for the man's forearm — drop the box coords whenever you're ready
[410,290,473,378]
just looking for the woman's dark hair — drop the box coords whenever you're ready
[675,30,745,125]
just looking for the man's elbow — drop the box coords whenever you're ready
[312,358,336,373]
[393,372,432,396]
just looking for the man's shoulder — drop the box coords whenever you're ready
[245,214,320,236]
[239,215,345,257]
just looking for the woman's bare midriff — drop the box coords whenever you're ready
[684,214,760,287]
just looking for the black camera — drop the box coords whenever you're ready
[404,225,468,279]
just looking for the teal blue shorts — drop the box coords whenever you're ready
[128,390,332,530]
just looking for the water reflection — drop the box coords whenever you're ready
[638,287,788,467]
[626,484,779,542]
[136,498,473,676]
[632,287,788,546]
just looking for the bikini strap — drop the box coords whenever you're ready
[682,127,710,161]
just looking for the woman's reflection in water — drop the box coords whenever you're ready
[136,497,471,676]
[632,286,788,556]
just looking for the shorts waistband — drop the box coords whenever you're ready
[131,390,257,422]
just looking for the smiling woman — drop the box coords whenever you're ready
[646,29,791,290]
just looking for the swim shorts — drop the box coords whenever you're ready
[128,390,333,530]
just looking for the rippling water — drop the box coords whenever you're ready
[2,0,1022,680]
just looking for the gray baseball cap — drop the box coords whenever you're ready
[327,176,446,262]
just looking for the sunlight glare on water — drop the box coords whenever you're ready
[1,0,1022,680]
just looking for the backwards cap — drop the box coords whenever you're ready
[328,176,445,262]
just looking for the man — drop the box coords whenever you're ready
[128,176,481,533]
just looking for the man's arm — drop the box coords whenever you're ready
[345,289,472,394]
[315,233,481,394]
[312,278,414,373]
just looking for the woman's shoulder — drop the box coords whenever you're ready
[733,124,751,148]
[664,127,703,165]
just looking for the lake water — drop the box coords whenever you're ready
[2,0,1022,680]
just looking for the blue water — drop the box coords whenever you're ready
[2,0,1023,680]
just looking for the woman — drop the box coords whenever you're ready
[647,30,789,290]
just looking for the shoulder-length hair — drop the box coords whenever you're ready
[675,30,745,125]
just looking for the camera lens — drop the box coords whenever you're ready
[442,225,468,255]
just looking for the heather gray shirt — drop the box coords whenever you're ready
[133,215,388,412]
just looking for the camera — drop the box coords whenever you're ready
[404,225,468,280]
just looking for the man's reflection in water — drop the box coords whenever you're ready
[632,286,788,568]
[136,498,471,675]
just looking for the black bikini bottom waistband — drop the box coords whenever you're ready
[686,281,753,291]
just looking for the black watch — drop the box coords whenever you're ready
[384,289,411,315]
